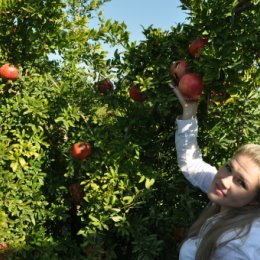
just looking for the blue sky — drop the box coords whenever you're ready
[101,0,188,42]
[50,1,187,60]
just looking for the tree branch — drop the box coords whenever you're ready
[234,3,254,14]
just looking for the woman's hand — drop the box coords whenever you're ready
[169,83,199,120]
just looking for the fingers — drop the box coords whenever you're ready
[182,101,199,119]
[169,83,186,107]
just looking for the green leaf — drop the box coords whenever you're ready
[111,215,123,222]
[145,178,155,189]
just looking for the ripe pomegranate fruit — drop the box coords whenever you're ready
[72,142,92,160]
[0,63,19,81]
[129,86,146,103]
[189,37,208,59]
[97,78,113,94]
[178,73,204,100]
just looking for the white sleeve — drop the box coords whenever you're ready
[175,117,217,193]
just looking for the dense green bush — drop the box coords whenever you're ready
[0,0,259,259]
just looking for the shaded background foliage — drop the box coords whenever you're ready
[0,0,259,259]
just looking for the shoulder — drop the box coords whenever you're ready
[214,219,260,260]
[243,219,260,254]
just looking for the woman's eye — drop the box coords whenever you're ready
[236,178,246,189]
[224,162,247,189]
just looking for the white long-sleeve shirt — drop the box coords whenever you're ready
[175,117,260,260]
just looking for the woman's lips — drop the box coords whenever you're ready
[215,183,226,197]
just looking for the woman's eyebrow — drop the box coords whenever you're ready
[229,160,250,186]
[230,161,250,187]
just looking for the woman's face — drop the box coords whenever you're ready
[207,154,260,211]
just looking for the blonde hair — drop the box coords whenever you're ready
[185,143,260,260]
[234,144,260,167]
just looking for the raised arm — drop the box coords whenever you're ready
[170,83,217,193]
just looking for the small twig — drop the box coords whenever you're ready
[80,113,94,135]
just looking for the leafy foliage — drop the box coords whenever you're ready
[0,0,259,259]
[0,0,15,11]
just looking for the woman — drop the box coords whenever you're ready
[171,84,260,260]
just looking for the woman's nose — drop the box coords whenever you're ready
[220,174,233,190]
